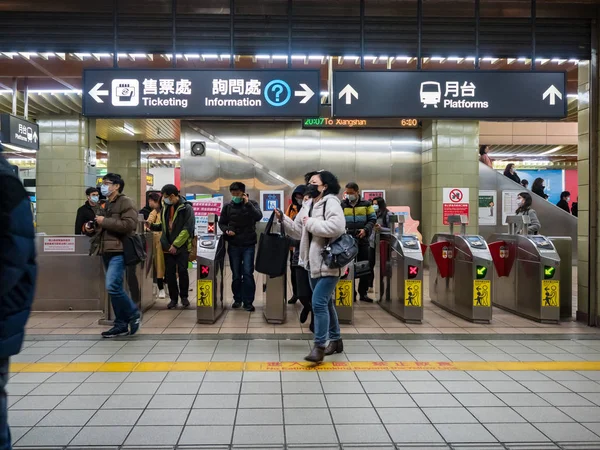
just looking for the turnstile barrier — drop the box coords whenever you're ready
[335,263,354,324]
[196,219,226,324]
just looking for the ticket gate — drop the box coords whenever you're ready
[196,215,226,324]
[429,215,493,323]
[379,215,425,323]
[264,273,287,323]
[335,263,355,324]
[487,215,561,323]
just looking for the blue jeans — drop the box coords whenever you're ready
[228,245,256,306]
[309,276,342,347]
[103,254,139,329]
[0,358,9,450]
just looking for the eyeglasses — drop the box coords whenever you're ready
[101,181,114,186]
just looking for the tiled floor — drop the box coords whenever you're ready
[6,338,600,449]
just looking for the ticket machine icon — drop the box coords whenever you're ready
[420,81,441,108]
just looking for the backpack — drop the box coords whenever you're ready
[319,199,359,269]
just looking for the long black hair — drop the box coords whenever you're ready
[516,191,533,214]
[373,196,388,214]
[503,163,515,176]
[479,145,488,156]
[532,177,545,192]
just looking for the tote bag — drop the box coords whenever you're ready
[255,211,289,277]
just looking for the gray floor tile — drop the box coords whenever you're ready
[411,393,461,407]
[241,382,282,394]
[164,371,205,382]
[9,427,30,444]
[581,393,600,406]
[480,381,529,393]
[37,409,95,426]
[11,395,65,410]
[468,406,527,423]
[6,384,39,396]
[559,380,600,392]
[239,394,282,408]
[156,381,201,395]
[282,381,323,394]
[284,394,327,408]
[355,371,397,382]
[70,425,132,446]
[580,371,600,381]
[361,381,406,394]
[514,406,575,422]
[137,408,190,425]
[559,406,600,422]
[72,382,120,395]
[281,372,319,382]
[496,393,550,407]
[286,424,338,444]
[368,393,417,408]
[179,425,233,445]
[453,393,506,407]
[582,422,600,436]
[37,354,77,363]
[336,424,391,443]
[505,371,551,382]
[114,382,160,395]
[538,392,595,407]
[401,381,447,393]
[430,371,474,381]
[519,380,572,393]
[544,370,592,381]
[319,372,358,382]
[125,371,168,382]
[6,396,21,408]
[101,394,152,409]
[45,372,92,383]
[377,407,429,424]
[187,408,236,426]
[467,371,512,381]
[322,382,364,394]
[327,393,372,408]
[236,408,283,425]
[194,394,239,409]
[7,410,49,427]
[203,371,243,382]
[124,425,183,445]
[423,407,477,423]
[16,426,80,446]
[440,381,488,393]
[232,425,284,445]
[10,373,54,383]
[148,394,195,409]
[85,372,129,383]
[285,408,332,424]
[435,423,497,443]
[331,407,381,424]
[243,372,280,382]
[88,408,143,426]
[534,422,600,442]
[199,381,241,395]
[486,423,551,443]
[386,424,445,443]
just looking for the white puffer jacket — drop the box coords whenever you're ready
[283,194,348,279]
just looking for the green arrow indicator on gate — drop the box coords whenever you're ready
[476,265,487,279]
[544,266,556,279]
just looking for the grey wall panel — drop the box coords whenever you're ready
[283,124,321,187]
[320,131,356,188]
[355,130,392,193]
[390,130,422,219]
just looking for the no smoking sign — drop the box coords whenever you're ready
[442,187,470,225]
[449,189,464,203]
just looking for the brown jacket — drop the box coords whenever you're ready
[94,194,138,254]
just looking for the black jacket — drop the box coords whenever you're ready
[151,196,195,253]
[572,202,578,217]
[0,155,36,358]
[556,199,570,213]
[139,205,153,221]
[75,202,97,235]
[504,172,521,184]
[532,186,549,200]
[219,199,263,247]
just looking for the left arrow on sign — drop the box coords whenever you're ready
[89,83,109,103]
[294,83,315,104]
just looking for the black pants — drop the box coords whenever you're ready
[289,251,298,298]
[164,250,189,304]
[356,242,370,298]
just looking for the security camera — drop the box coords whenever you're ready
[191,141,206,156]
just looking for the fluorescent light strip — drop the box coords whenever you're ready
[540,146,564,156]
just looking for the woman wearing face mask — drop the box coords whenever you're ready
[275,170,346,363]
[515,192,541,234]
[531,178,549,200]
[368,197,393,292]
[145,192,166,299]
[556,191,571,213]
[503,163,520,184]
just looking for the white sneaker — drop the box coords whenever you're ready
[158,289,166,299]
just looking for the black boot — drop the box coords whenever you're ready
[324,339,344,356]
[287,296,298,304]
[309,315,314,333]
[305,345,325,363]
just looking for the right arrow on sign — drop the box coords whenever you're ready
[294,83,315,104]
[339,84,358,105]
[543,85,563,105]
[89,83,109,104]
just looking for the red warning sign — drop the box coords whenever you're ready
[442,187,469,225]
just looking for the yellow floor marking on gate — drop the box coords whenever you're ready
[9,361,600,373]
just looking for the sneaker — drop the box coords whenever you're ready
[101,326,129,338]
[244,305,256,312]
[158,289,166,299]
[232,302,242,309]
[129,315,141,336]
[360,296,374,303]
[167,300,178,309]
[181,298,190,308]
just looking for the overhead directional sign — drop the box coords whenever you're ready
[333,71,567,119]
[83,69,320,118]
[0,114,39,151]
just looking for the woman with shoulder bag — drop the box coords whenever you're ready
[275,170,347,363]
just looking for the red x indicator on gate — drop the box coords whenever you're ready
[207,224,215,233]
[408,265,419,279]
[200,265,210,279]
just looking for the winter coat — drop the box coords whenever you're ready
[147,208,165,278]
[532,185,549,200]
[341,196,377,245]
[479,153,493,168]
[504,172,521,184]
[75,201,100,235]
[516,208,541,234]
[556,199,570,213]
[0,155,36,358]
[283,194,347,279]
[88,193,138,254]
[151,196,195,254]
[369,210,394,248]
[219,199,263,247]
[286,185,306,266]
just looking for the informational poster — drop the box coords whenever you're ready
[442,187,470,225]
[362,190,386,202]
[501,190,523,225]
[43,237,75,253]
[478,190,497,226]
[387,206,422,242]
[190,195,224,234]
[404,280,422,307]
[260,190,284,222]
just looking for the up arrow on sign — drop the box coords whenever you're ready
[543,85,563,105]
[339,84,358,105]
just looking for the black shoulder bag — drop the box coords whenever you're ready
[320,200,359,269]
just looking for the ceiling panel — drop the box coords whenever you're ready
[95,118,180,141]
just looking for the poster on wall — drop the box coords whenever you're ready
[478,190,497,226]
[362,190,386,202]
[260,190,284,222]
[190,195,224,234]
[387,206,422,242]
[442,187,470,225]
[501,190,523,225]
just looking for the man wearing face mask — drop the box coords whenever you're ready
[342,182,377,302]
[150,184,195,309]
[85,173,140,338]
[75,187,103,235]
[219,182,263,311]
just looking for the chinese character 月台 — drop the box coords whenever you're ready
[159,79,175,95]
[444,81,460,98]
[143,79,157,95]
[212,79,228,95]
[461,81,476,97]
[176,79,192,95]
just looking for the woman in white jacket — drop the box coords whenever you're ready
[276,171,347,363]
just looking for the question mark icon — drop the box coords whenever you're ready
[264,80,291,107]
[272,84,283,102]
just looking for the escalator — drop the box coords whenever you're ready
[478,163,578,260]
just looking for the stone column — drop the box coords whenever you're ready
[36,115,95,235]
[106,140,141,209]
[421,120,480,248]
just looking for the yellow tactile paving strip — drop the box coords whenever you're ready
[10,360,600,373]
